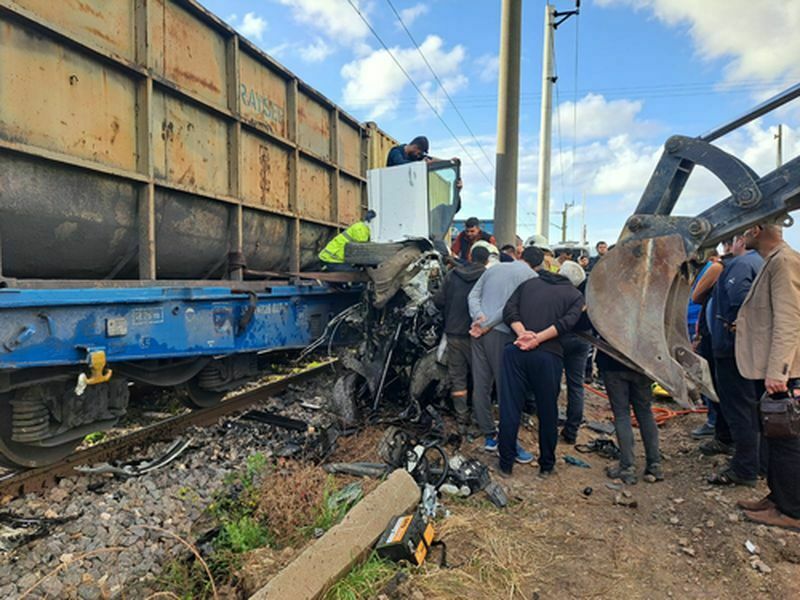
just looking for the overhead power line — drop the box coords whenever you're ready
[570,8,580,208]
[384,0,496,171]
[345,0,495,188]
[344,78,799,108]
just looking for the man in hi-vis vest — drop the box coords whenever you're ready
[319,210,376,271]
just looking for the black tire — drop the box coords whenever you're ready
[344,242,407,266]
[331,372,367,425]
[181,378,225,409]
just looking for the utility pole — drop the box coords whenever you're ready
[776,124,783,168]
[581,191,587,246]
[535,2,579,243]
[560,202,574,242]
[493,0,522,248]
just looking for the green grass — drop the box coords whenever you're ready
[324,553,399,600]
[83,431,106,445]
[157,458,370,598]
[311,480,363,533]
[215,515,273,554]
[156,558,216,600]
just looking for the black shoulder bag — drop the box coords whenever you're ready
[759,382,800,439]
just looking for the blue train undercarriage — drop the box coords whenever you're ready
[0,284,359,467]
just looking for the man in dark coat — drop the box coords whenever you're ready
[433,246,490,431]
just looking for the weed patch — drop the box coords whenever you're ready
[324,553,398,600]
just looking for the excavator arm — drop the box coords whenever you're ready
[587,83,800,407]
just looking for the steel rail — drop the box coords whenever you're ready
[0,362,333,499]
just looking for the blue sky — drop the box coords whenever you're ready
[204,0,800,248]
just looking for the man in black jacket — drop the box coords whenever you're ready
[499,247,584,476]
[433,246,490,430]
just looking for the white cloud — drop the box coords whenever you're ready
[341,35,467,119]
[267,42,291,58]
[596,0,800,83]
[227,12,268,42]
[429,119,800,246]
[276,0,370,43]
[398,3,429,27]
[475,53,499,83]
[555,93,655,141]
[299,38,334,62]
[415,75,469,117]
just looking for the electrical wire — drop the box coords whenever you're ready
[571,8,580,211]
[384,0,496,171]
[346,0,495,188]
[345,78,798,109]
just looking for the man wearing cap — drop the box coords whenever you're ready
[524,234,559,272]
[318,210,376,271]
[557,260,591,444]
[386,136,430,166]
[470,240,501,268]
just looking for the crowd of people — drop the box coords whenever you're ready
[438,216,800,532]
[320,135,800,533]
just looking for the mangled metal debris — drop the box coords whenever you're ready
[324,426,508,509]
[0,511,80,552]
[75,438,193,478]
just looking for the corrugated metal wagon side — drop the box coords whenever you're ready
[0,0,372,283]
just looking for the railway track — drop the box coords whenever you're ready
[0,363,333,499]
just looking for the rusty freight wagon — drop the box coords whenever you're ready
[0,0,397,467]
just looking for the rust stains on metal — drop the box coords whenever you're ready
[258,144,272,205]
[75,0,103,18]
[172,67,221,95]
[11,0,135,59]
[0,0,399,280]
[84,26,117,46]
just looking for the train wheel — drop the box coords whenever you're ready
[182,378,225,409]
[0,393,80,469]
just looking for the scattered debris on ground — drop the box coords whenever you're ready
[3,378,800,599]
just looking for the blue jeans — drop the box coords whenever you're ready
[561,334,591,440]
[499,345,563,472]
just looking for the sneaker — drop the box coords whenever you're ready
[690,423,715,439]
[560,429,577,445]
[699,438,734,456]
[484,436,498,453]
[515,445,534,464]
[538,468,554,479]
[606,464,638,485]
[643,463,664,483]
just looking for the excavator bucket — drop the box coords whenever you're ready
[587,234,715,408]
[586,82,800,408]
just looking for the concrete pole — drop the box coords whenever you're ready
[493,0,522,248]
[776,124,783,168]
[536,3,555,242]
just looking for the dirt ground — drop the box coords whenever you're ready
[327,387,800,600]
